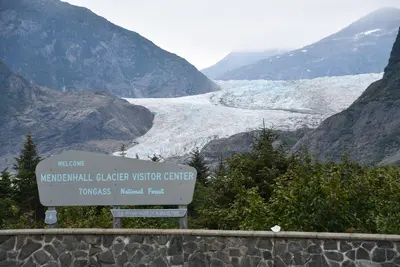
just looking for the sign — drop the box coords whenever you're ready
[35,150,197,206]
[111,208,187,218]
[45,209,57,225]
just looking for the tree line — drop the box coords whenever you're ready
[0,129,399,234]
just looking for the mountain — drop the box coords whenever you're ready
[0,60,154,170]
[217,7,400,81]
[166,128,311,169]
[199,128,311,169]
[292,27,400,166]
[201,49,287,79]
[0,0,219,98]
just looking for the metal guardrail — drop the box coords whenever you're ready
[0,229,399,241]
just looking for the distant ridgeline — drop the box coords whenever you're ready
[216,8,400,80]
[0,0,218,97]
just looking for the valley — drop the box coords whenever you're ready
[117,73,383,160]
[1,0,398,168]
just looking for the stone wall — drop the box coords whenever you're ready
[0,229,399,267]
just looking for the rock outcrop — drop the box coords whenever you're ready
[0,60,154,169]
[166,128,310,170]
[292,27,400,166]
[0,0,218,98]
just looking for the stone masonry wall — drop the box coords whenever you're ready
[0,229,399,267]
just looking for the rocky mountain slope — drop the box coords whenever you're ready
[0,60,154,170]
[0,0,218,98]
[201,49,287,79]
[200,128,311,169]
[217,7,400,80]
[167,128,311,169]
[292,27,400,166]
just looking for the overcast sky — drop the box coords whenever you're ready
[63,0,400,69]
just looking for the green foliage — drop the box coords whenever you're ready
[0,197,19,228]
[266,152,400,234]
[186,181,213,227]
[122,213,178,229]
[192,127,290,229]
[214,155,226,178]
[187,147,210,185]
[0,128,399,234]
[57,206,112,228]
[188,126,400,234]
[208,127,291,206]
[370,166,400,234]
[0,168,12,197]
[228,188,269,230]
[196,186,269,230]
[12,132,44,225]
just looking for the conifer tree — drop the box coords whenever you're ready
[149,154,162,162]
[0,168,12,198]
[214,154,226,178]
[13,132,44,223]
[187,147,210,185]
[120,144,127,157]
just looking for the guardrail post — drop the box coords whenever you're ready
[179,205,188,229]
[112,206,122,228]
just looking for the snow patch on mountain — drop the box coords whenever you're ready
[115,73,383,159]
[361,29,381,35]
[216,7,400,81]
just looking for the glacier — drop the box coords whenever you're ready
[116,73,383,160]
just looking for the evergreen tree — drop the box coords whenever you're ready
[149,154,162,162]
[185,148,210,220]
[120,144,127,157]
[187,147,210,185]
[214,154,226,178]
[13,132,44,224]
[196,124,291,229]
[243,123,291,200]
[0,168,12,197]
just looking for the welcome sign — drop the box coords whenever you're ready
[35,150,197,206]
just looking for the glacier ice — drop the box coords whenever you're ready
[116,73,383,160]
